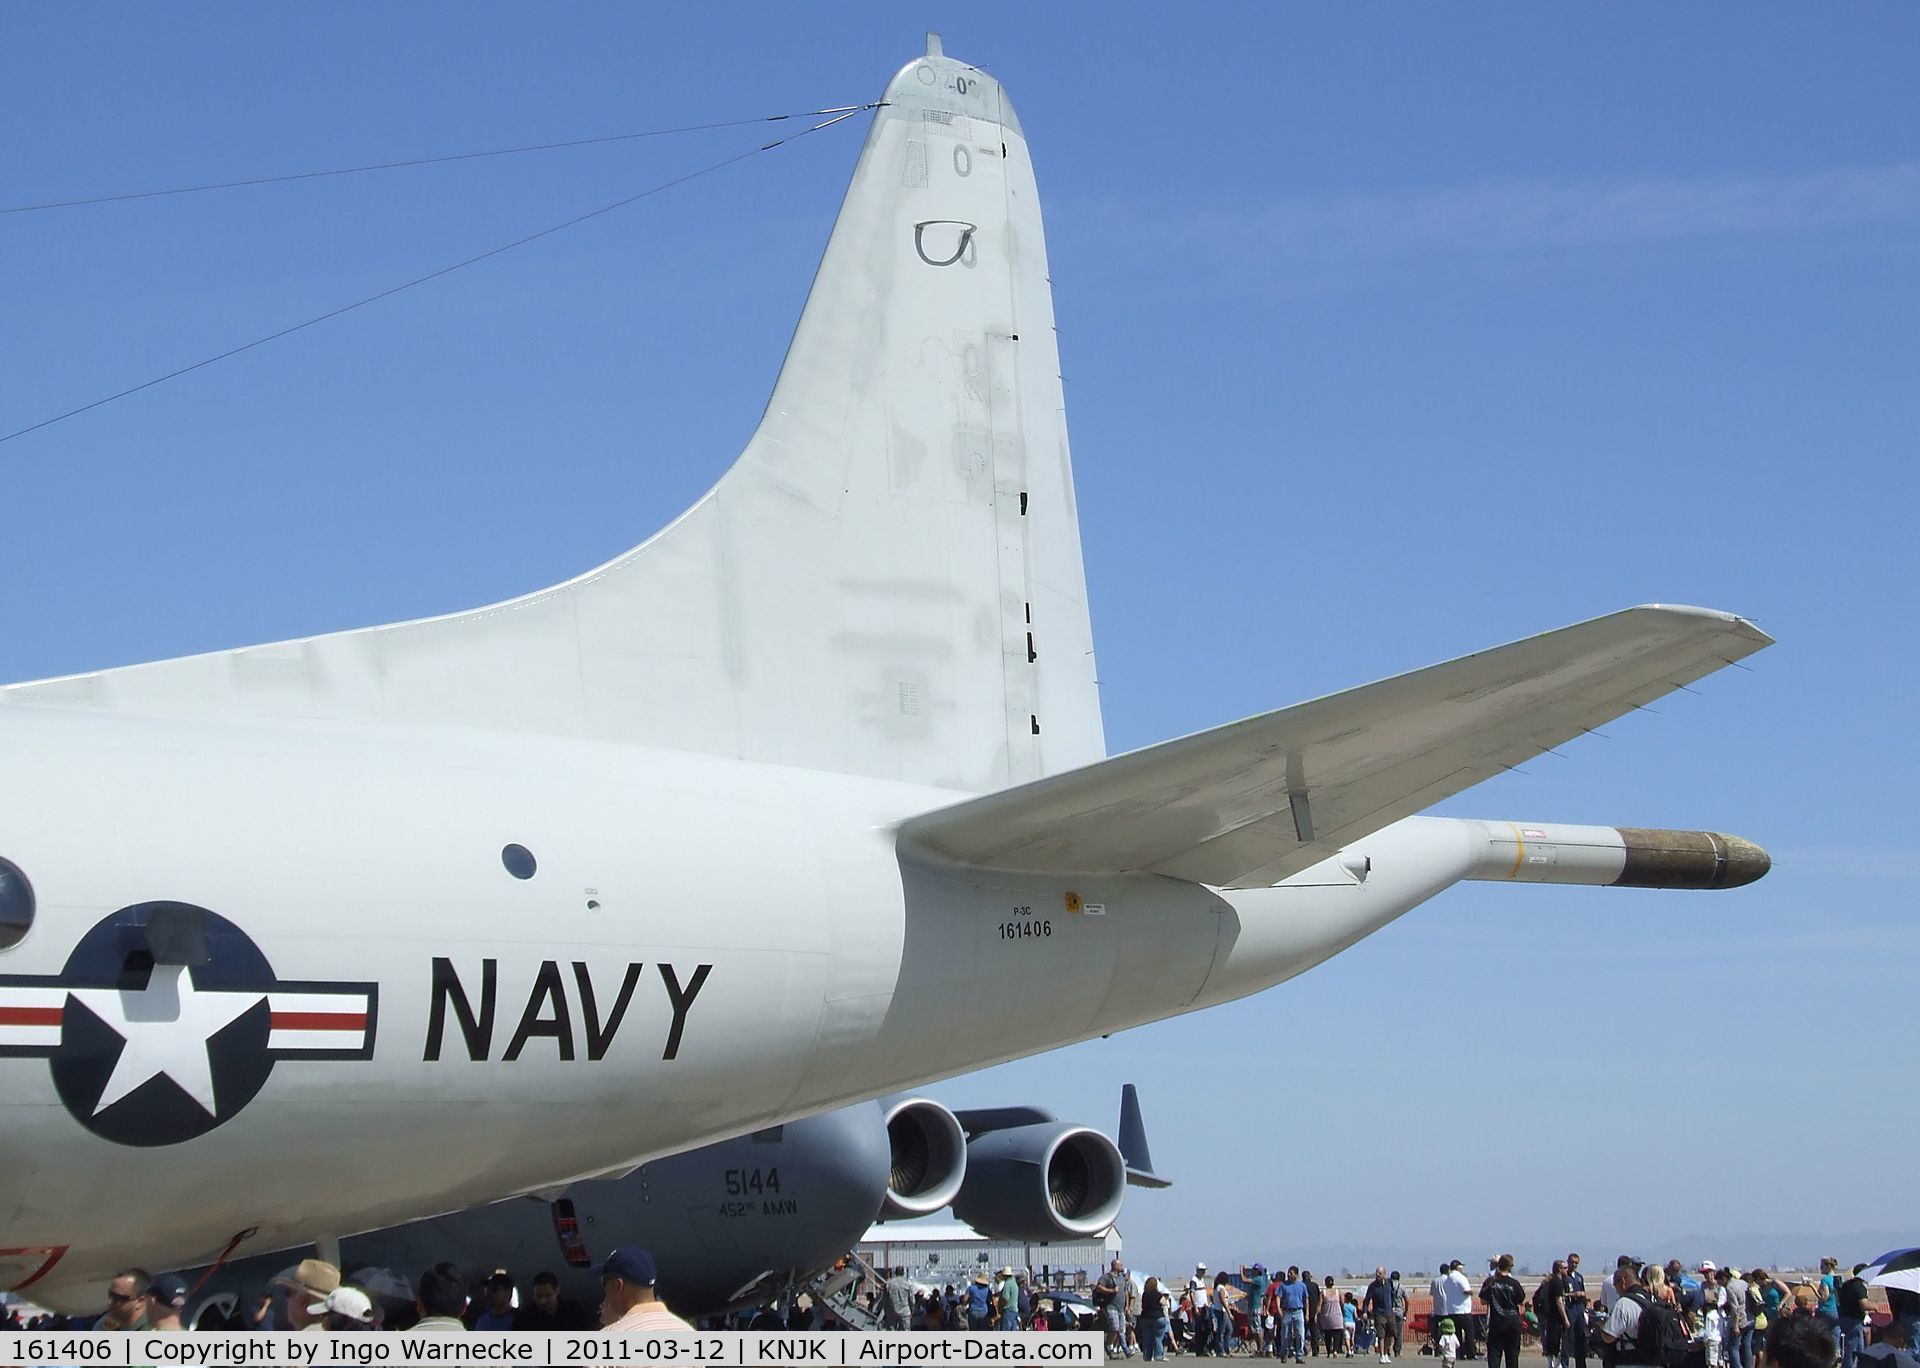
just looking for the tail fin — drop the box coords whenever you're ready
[6,39,1105,792]
[1117,1083,1170,1189]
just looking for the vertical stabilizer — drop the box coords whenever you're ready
[5,46,1107,793]
[1118,1083,1169,1189]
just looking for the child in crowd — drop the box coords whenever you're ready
[1699,1296,1726,1368]
[1438,1317,1460,1368]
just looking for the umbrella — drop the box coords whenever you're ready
[1862,1249,1920,1295]
[347,1266,415,1323]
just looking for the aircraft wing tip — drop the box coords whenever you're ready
[1629,603,1774,649]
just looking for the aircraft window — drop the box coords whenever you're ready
[501,844,537,880]
[0,857,33,949]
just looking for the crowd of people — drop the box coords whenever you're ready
[1013,1253,1913,1368]
[6,1241,1917,1368]
[0,1246,692,1336]
[858,1251,1918,1368]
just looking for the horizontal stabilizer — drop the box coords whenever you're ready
[897,605,1771,889]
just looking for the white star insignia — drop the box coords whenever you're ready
[69,964,263,1117]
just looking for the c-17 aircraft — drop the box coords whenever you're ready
[0,37,1769,1311]
[176,1086,1163,1325]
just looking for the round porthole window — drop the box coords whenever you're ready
[0,857,35,950]
[501,843,537,880]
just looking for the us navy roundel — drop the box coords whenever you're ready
[0,903,377,1147]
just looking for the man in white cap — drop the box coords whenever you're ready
[311,1287,378,1332]
[274,1259,342,1332]
[1701,1264,1724,1314]
[1191,1266,1214,1356]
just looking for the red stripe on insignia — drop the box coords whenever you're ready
[0,1007,62,1026]
[270,1011,367,1032]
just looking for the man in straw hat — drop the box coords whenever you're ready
[274,1258,342,1332]
[995,1266,1021,1331]
[967,1270,994,1330]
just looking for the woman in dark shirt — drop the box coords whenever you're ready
[1140,1278,1169,1362]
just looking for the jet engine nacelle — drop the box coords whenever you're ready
[877,1095,967,1220]
[949,1121,1127,1241]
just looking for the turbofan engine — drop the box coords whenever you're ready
[949,1122,1127,1241]
[876,1095,968,1220]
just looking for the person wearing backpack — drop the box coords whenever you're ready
[1817,1262,1841,1325]
[1603,1265,1689,1368]
[1644,1270,1687,1365]
[1481,1255,1528,1368]
[1602,1266,1647,1368]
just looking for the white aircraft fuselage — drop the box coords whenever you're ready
[0,703,1461,1305]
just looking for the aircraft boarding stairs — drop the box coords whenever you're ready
[806,1250,886,1331]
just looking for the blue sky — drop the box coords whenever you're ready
[5,6,1916,1274]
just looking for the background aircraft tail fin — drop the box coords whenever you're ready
[1118,1083,1170,1189]
[6,41,1105,792]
